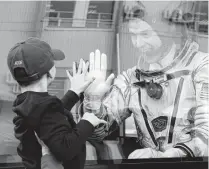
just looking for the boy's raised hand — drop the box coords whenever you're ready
[66,58,95,96]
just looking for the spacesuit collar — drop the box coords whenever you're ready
[136,39,197,77]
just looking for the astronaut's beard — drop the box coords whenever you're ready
[143,81,176,117]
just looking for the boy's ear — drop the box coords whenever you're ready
[47,72,52,78]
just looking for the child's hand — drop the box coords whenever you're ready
[66,59,95,96]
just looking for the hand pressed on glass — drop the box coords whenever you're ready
[66,58,95,96]
[85,49,115,99]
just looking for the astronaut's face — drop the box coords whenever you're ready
[129,19,163,64]
[126,1,177,64]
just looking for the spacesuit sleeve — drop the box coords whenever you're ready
[174,54,209,157]
[87,69,133,141]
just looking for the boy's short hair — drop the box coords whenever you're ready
[7,37,65,85]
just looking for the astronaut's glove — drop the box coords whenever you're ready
[128,148,162,159]
[83,95,102,111]
[84,74,114,99]
[84,50,115,102]
[161,148,187,158]
[128,148,186,159]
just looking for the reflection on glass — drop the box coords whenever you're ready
[0,0,207,167]
[87,0,208,160]
[119,0,208,159]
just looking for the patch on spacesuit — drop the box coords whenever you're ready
[200,83,208,101]
[151,116,168,132]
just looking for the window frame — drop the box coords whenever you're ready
[43,0,116,30]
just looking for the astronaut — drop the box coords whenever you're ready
[84,1,208,158]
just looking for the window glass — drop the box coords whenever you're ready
[45,1,115,29]
[120,0,208,159]
[0,1,207,168]
[45,1,75,28]
[86,1,115,28]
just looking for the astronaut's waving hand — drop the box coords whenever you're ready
[88,49,107,81]
[85,49,115,98]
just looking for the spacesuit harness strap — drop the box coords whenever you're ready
[136,87,158,147]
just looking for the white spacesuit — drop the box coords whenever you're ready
[89,39,208,158]
[84,1,208,158]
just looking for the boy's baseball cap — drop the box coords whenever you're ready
[7,37,65,83]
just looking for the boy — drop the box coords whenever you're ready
[7,37,109,169]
